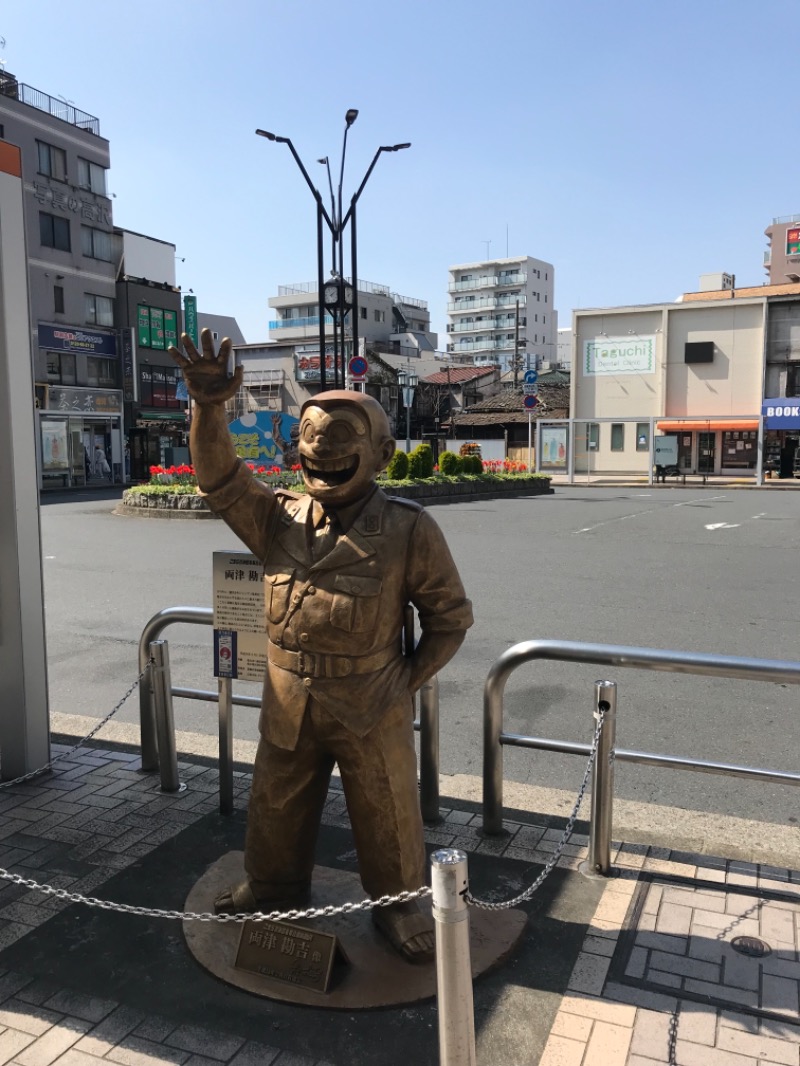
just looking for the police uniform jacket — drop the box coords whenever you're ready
[203,461,474,751]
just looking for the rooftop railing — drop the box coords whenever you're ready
[0,78,100,135]
[276,278,427,308]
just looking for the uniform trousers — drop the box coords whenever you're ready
[244,694,426,901]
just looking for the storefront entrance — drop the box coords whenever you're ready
[698,431,716,475]
[39,415,122,490]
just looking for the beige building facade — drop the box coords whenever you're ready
[570,297,766,477]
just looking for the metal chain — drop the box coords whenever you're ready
[0,660,153,790]
[466,708,606,910]
[0,866,430,923]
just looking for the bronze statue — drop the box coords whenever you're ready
[170,330,473,964]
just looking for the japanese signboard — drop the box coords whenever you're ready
[212,552,267,682]
[235,919,342,993]
[137,306,151,348]
[38,323,117,358]
[787,228,800,257]
[294,347,335,382]
[164,309,178,350]
[184,294,198,347]
[227,412,299,468]
[122,328,136,403]
[46,387,122,414]
[150,308,165,350]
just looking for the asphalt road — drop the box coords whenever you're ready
[39,484,800,826]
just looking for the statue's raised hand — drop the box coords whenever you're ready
[169,328,243,406]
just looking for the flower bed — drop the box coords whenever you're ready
[117,462,552,518]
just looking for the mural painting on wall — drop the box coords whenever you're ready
[227,412,300,469]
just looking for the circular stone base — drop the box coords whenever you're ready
[183,851,527,1010]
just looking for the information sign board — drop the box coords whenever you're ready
[212,552,266,682]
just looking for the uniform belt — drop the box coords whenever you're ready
[267,640,398,679]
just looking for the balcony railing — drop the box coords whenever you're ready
[447,295,526,312]
[448,273,527,292]
[0,77,100,135]
[276,279,427,308]
[269,315,334,330]
[449,338,523,352]
[449,319,519,334]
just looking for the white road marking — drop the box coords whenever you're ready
[705,522,740,530]
[45,555,55,560]
[571,495,728,534]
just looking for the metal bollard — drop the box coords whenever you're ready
[419,675,441,823]
[149,640,181,793]
[583,680,617,877]
[432,849,476,1066]
[218,678,234,815]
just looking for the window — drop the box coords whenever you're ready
[81,225,114,262]
[788,364,800,397]
[87,357,116,388]
[360,307,367,319]
[53,285,65,314]
[77,158,107,195]
[37,141,67,182]
[374,309,385,322]
[139,365,181,408]
[636,423,650,451]
[85,293,114,327]
[40,212,71,251]
[46,352,76,385]
[587,423,599,449]
[610,423,625,451]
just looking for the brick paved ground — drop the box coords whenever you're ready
[0,743,798,1065]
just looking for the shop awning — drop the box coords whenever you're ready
[657,419,759,432]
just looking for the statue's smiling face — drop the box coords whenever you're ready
[299,405,385,506]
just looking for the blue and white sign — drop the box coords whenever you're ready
[762,399,800,430]
[227,412,299,468]
[523,369,538,384]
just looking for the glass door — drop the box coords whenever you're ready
[698,431,716,474]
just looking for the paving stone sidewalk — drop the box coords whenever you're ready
[0,743,798,1065]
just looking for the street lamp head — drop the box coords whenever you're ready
[345,109,359,127]
[317,157,328,164]
[391,143,412,151]
[255,129,289,144]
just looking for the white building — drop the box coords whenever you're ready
[268,278,436,354]
[446,255,556,372]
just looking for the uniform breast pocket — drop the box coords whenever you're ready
[329,574,383,633]
[264,569,295,623]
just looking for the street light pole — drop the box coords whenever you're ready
[257,124,410,394]
[397,364,418,453]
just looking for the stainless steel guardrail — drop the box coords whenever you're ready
[483,639,800,867]
[138,607,441,819]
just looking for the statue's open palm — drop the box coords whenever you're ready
[169,328,243,406]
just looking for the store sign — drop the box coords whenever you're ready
[150,308,165,350]
[137,306,151,347]
[38,323,117,357]
[294,347,335,382]
[46,386,122,414]
[122,328,136,403]
[583,335,655,376]
[184,294,198,346]
[164,309,178,350]
[787,228,800,257]
[762,399,800,429]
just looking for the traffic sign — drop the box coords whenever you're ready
[348,355,369,380]
[523,394,539,410]
[523,369,538,385]
[523,383,539,396]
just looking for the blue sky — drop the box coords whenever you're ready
[3,1,795,344]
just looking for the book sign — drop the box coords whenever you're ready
[212,552,266,682]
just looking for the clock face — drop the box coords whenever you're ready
[324,284,339,305]
[344,285,353,306]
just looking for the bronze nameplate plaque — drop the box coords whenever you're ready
[234,919,343,994]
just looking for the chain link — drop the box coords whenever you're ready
[466,708,606,910]
[0,660,153,790]
[0,866,430,923]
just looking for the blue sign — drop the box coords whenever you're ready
[762,399,800,430]
[227,411,300,469]
[38,322,117,357]
[523,394,539,410]
[523,369,538,384]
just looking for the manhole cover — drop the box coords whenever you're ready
[731,935,771,958]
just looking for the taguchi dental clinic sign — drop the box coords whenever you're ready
[584,335,656,376]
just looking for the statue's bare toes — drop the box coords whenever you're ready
[372,902,435,965]
[213,880,258,915]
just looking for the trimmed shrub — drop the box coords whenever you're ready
[438,450,462,476]
[463,454,483,474]
[385,449,409,480]
[408,442,434,480]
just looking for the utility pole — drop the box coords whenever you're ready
[513,298,521,389]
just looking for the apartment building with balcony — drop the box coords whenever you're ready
[446,255,556,372]
[764,214,800,284]
[268,278,436,356]
[0,70,121,490]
